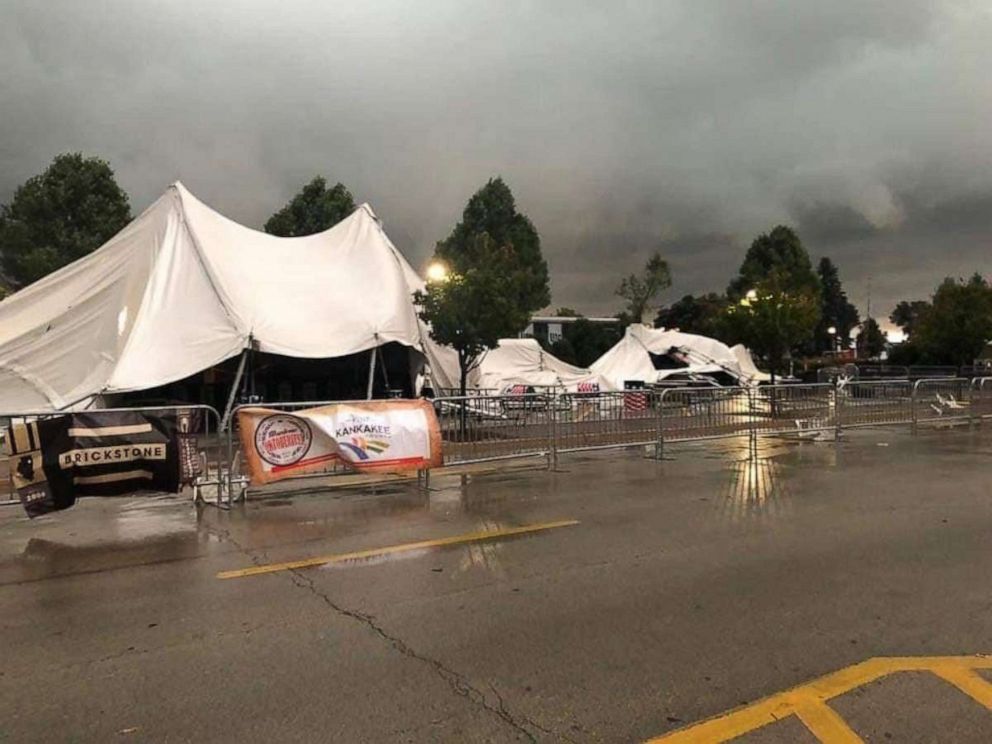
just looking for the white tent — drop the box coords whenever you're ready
[475,338,614,392]
[0,182,454,413]
[590,324,760,388]
[730,344,773,383]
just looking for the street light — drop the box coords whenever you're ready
[740,288,758,308]
[827,326,839,354]
[426,261,448,283]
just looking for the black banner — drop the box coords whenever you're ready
[5,411,196,518]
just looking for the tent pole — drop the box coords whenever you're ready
[366,346,377,399]
[220,346,249,432]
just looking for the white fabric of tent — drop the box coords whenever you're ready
[730,344,773,383]
[0,182,455,412]
[475,338,614,392]
[590,324,762,388]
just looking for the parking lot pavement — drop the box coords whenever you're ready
[2,426,992,742]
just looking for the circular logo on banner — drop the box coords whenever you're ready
[254,415,312,466]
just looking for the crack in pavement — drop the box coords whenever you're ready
[205,519,569,742]
[287,566,551,742]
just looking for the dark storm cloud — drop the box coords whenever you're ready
[2,0,991,321]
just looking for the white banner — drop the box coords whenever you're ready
[237,399,442,485]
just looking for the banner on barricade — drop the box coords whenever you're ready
[4,411,195,518]
[236,400,443,486]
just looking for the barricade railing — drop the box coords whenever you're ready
[432,393,556,466]
[5,380,989,508]
[659,386,755,444]
[0,404,224,508]
[973,377,992,420]
[907,365,959,380]
[750,383,835,436]
[555,389,660,454]
[839,380,913,428]
[911,378,975,428]
[855,364,909,380]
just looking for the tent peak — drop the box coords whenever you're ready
[355,203,380,222]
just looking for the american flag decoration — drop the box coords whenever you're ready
[624,389,648,414]
[577,381,599,394]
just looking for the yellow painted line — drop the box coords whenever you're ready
[647,655,992,743]
[930,664,992,709]
[793,698,863,743]
[216,519,579,580]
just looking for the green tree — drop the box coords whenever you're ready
[655,293,727,336]
[414,235,530,395]
[264,176,355,236]
[549,336,579,366]
[814,257,859,353]
[565,317,624,368]
[538,309,623,367]
[0,153,132,287]
[727,225,819,299]
[856,318,886,359]
[616,252,672,323]
[724,226,820,376]
[436,178,550,321]
[889,299,930,339]
[723,268,820,382]
[913,274,992,366]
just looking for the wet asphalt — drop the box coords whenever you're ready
[1,426,991,742]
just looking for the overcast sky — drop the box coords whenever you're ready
[2,1,990,324]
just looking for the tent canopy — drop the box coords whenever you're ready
[590,324,763,388]
[475,338,614,392]
[0,182,447,412]
[730,344,773,383]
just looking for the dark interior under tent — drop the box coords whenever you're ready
[647,349,738,387]
[108,342,420,410]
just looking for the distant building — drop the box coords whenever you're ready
[522,315,620,345]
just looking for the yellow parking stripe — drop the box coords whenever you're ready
[930,664,992,709]
[793,698,863,743]
[216,519,579,579]
[648,655,992,743]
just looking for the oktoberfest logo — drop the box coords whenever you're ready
[254,415,312,466]
[334,410,391,461]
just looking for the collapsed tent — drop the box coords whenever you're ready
[731,344,773,383]
[0,182,455,413]
[474,338,614,393]
[590,324,766,388]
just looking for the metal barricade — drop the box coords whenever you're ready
[969,377,992,420]
[908,365,958,380]
[911,378,974,428]
[750,383,835,436]
[856,364,908,380]
[839,380,913,428]
[0,404,224,508]
[659,386,755,443]
[555,390,660,454]
[432,393,556,465]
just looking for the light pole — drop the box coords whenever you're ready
[827,325,838,355]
